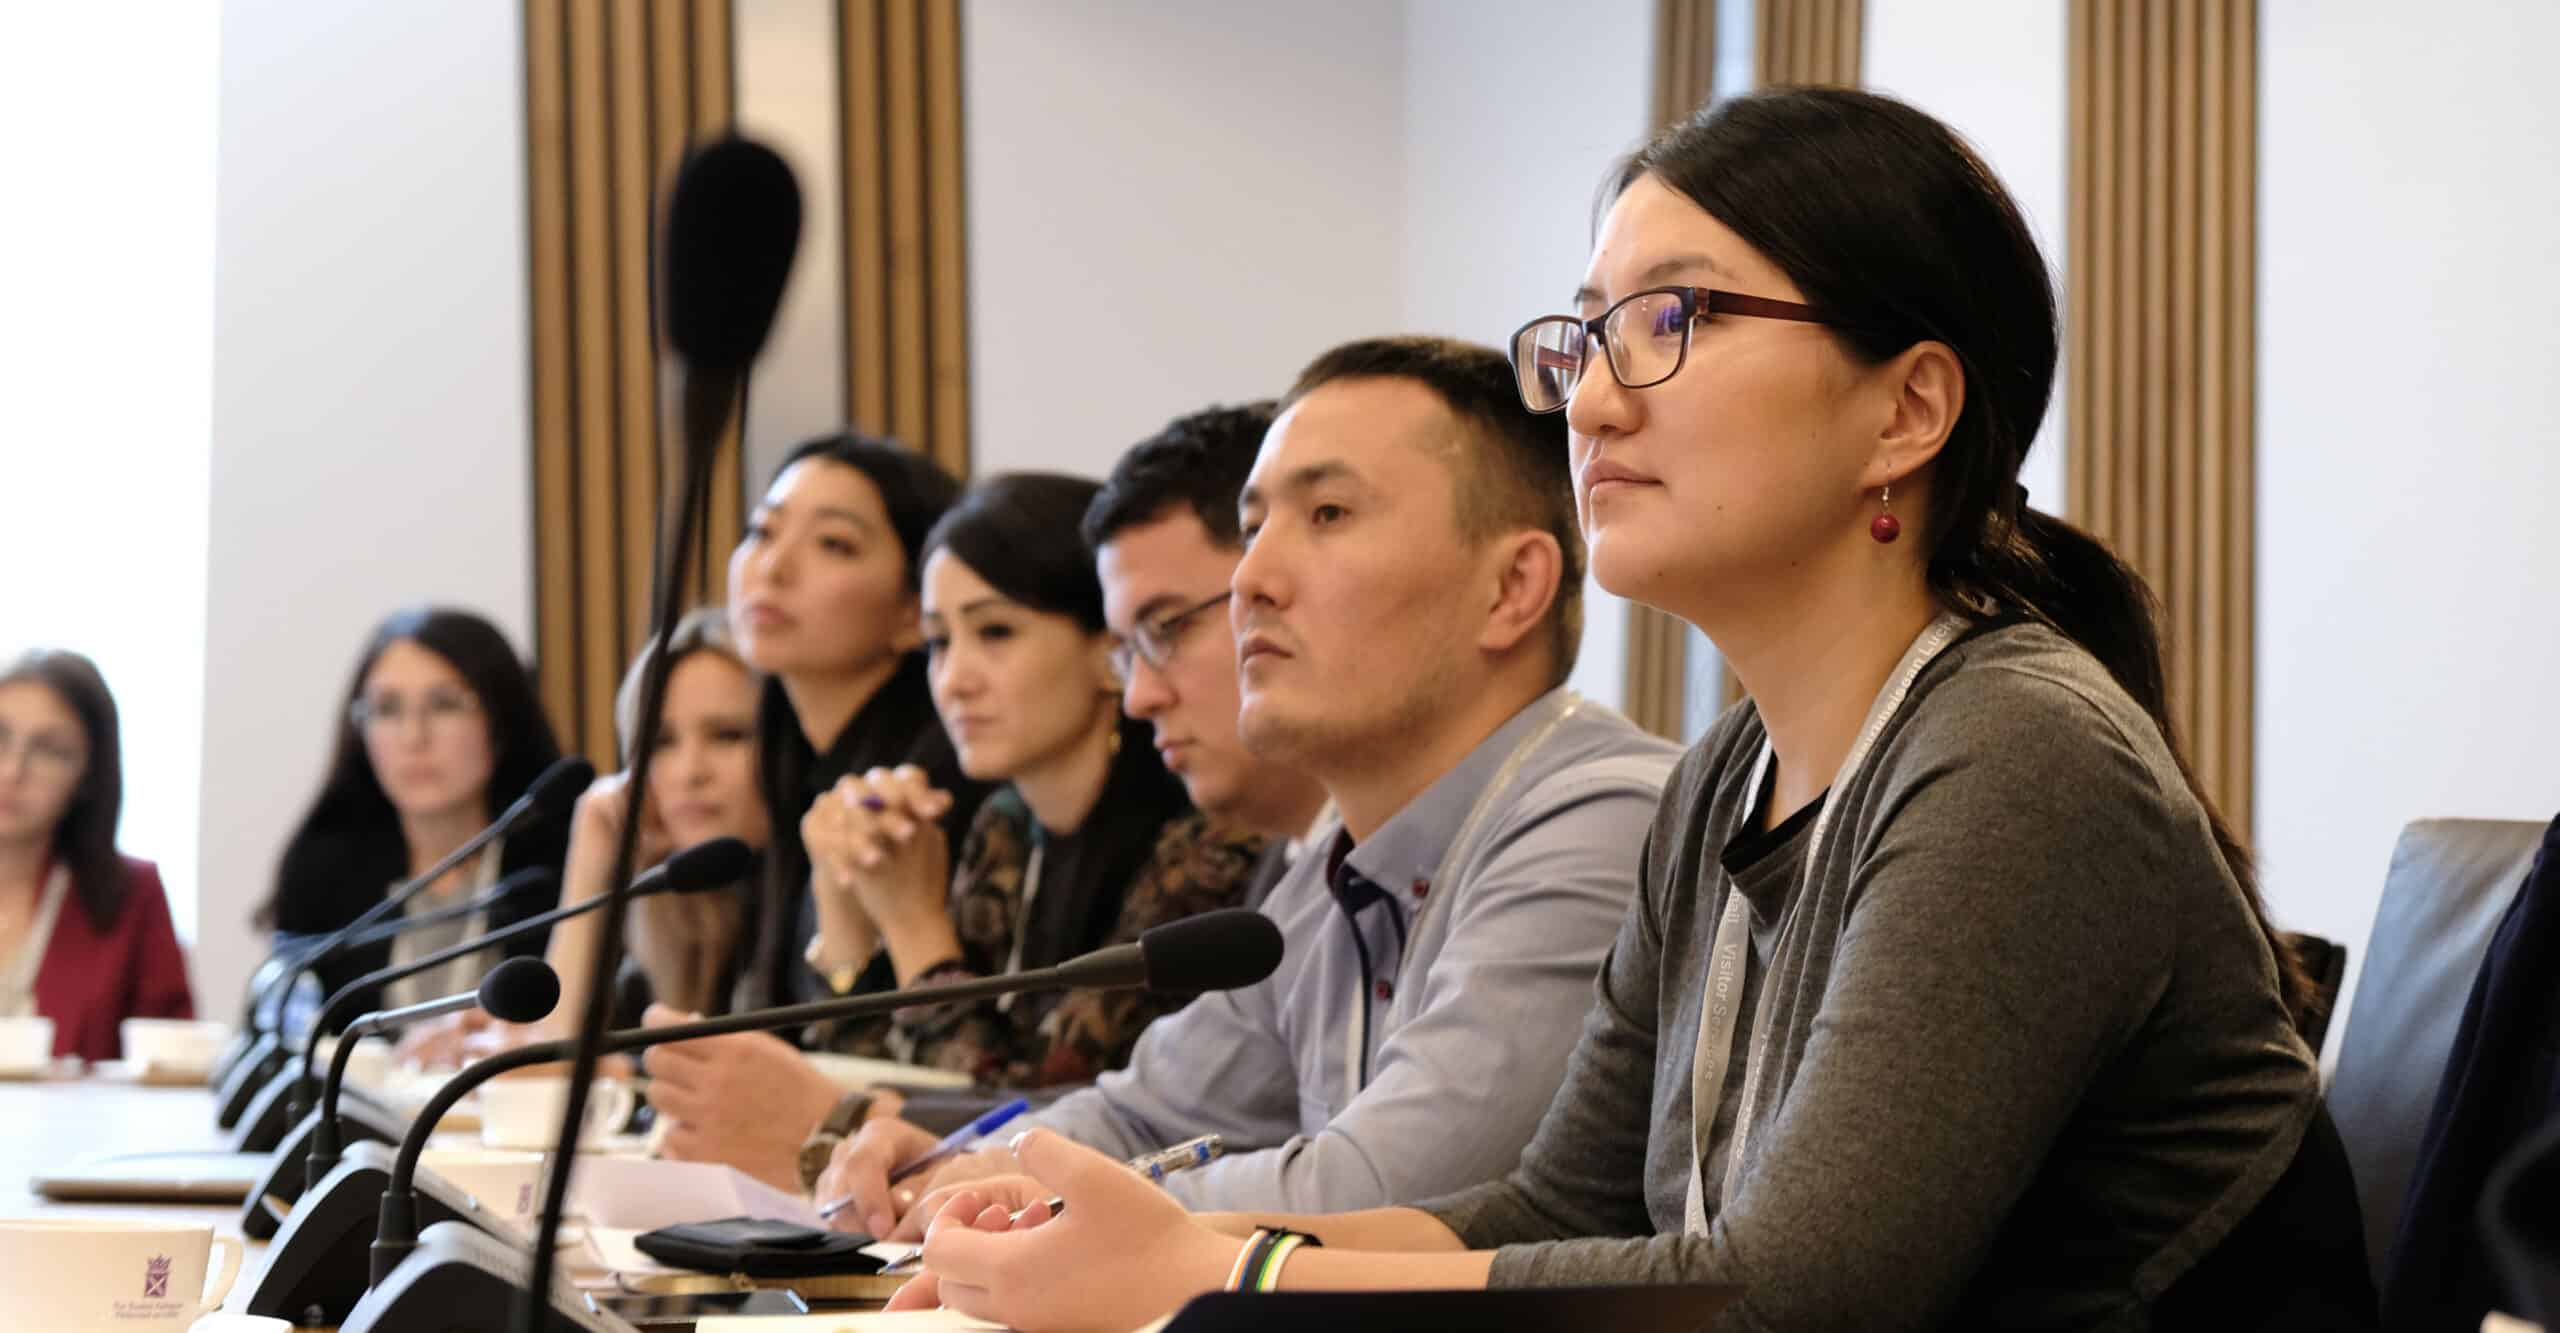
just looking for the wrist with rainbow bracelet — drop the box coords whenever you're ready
[1223,1226,1323,1294]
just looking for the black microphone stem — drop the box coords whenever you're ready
[253,782,564,1038]
[521,392,725,1328]
[290,873,661,1172]
[293,873,661,1119]
[308,988,485,1181]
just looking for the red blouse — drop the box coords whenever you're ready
[32,856,196,1061]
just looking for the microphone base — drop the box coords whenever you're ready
[244,1142,528,1327]
[214,1032,286,1130]
[239,1101,409,1241]
[343,1219,635,1333]
[233,1059,399,1156]
[207,1027,256,1091]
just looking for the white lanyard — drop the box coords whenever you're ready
[1342,693,1583,1094]
[998,840,1044,1015]
[1683,613,1967,1235]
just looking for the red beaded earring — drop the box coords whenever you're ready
[1870,484,1901,544]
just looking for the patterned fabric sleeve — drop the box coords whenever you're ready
[828,808,1266,1087]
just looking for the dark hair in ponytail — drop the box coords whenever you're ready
[1621,87,2313,1022]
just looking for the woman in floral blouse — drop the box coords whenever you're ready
[801,473,1263,1087]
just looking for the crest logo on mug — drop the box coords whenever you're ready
[144,1255,172,1299]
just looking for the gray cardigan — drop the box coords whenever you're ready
[1422,623,2317,1331]
[1021,688,1678,1211]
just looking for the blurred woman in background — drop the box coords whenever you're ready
[256,606,567,1026]
[0,648,193,1061]
[544,607,771,1027]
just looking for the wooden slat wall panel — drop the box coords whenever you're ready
[1653,0,1715,129]
[1756,0,1862,89]
[2066,0,2256,831]
[1623,0,1724,741]
[525,0,740,764]
[527,0,577,744]
[839,0,971,480]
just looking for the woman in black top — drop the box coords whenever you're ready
[727,433,993,1009]
[256,606,568,1028]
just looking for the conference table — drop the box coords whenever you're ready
[13,1075,2547,1333]
[0,1071,240,1227]
[0,1070,707,1330]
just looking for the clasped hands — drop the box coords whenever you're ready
[802,765,960,979]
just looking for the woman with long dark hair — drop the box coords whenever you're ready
[257,607,567,1025]
[634,435,996,1192]
[873,89,2374,1332]
[728,433,994,1009]
[0,649,193,1061]
[800,473,1261,1085]
[400,606,771,1064]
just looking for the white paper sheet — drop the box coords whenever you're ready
[568,1155,825,1231]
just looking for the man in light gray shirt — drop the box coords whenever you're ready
[818,336,1676,1236]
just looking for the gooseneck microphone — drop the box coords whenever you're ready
[214,762,591,1132]
[288,839,748,1131]
[522,136,800,1333]
[328,869,557,955]
[240,960,558,1327]
[211,871,548,1097]
[227,866,556,1150]
[305,957,561,1187]
[250,757,595,1041]
[363,909,1282,1307]
[281,868,555,1119]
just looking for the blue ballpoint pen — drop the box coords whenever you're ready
[812,1096,1032,1222]
[890,1097,1033,1184]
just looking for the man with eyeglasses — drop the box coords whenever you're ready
[817,339,1678,1240]
[1089,402,1331,907]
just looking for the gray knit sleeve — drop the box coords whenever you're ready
[1463,666,2297,1330]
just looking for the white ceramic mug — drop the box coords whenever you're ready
[0,1218,242,1330]
[417,1147,547,1221]
[120,1018,229,1074]
[478,1076,637,1150]
[0,1015,57,1073]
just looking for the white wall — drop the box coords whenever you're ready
[2258,2,2560,1043]
[962,0,1407,481]
[0,8,218,947]
[200,0,536,1013]
[1398,0,1656,714]
[1863,0,2069,514]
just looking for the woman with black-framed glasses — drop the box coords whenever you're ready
[866,87,2373,1333]
[256,606,569,1030]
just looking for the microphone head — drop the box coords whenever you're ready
[476,957,562,1026]
[1137,909,1283,994]
[648,837,753,897]
[519,757,597,824]
[663,137,801,373]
